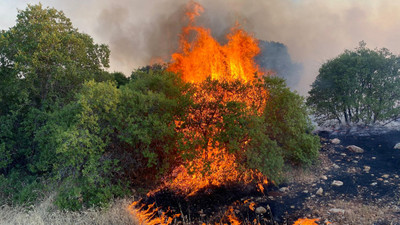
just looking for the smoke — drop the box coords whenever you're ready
[7,0,400,95]
[256,41,302,89]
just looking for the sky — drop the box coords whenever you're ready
[2,0,400,95]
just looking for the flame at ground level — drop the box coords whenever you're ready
[151,144,268,197]
[292,218,319,225]
[128,202,325,225]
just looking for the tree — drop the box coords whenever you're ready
[0,3,111,172]
[54,80,123,210]
[112,72,130,87]
[307,42,400,126]
[0,4,110,108]
[0,4,112,206]
[41,69,190,210]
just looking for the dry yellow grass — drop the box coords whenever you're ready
[0,195,138,225]
[305,199,400,225]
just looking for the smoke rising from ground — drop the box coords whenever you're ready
[3,0,400,95]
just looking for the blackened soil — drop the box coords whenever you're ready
[134,131,400,224]
[145,184,263,222]
[278,130,400,224]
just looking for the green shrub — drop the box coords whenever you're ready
[0,170,44,205]
[114,69,191,183]
[263,76,320,166]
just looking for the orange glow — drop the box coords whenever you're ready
[249,202,256,211]
[152,140,267,196]
[168,4,262,83]
[131,1,269,224]
[157,78,268,196]
[159,0,268,196]
[224,207,241,225]
[293,218,320,225]
[128,201,180,225]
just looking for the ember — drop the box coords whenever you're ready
[292,218,319,225]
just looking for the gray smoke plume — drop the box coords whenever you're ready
[4,0,400,95]
[89,0,400,95]
[256,41,302,89]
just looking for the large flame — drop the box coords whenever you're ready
[131,1,269,224]
[167,3,262,83]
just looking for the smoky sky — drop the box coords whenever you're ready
[2,0,400,95]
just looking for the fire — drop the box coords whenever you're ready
[131,1,269,224]
[158,78,268,196]
[167,3,262,83]
[161,144,249,196]
[292,218,319,225]
[128,201,180,225]
[224,207,241,225]
[162,1,267,196]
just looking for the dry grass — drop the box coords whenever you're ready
[283,149,333,185]
[305,199,400,225]
[0,195,139,225]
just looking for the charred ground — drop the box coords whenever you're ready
[132,129,400,225]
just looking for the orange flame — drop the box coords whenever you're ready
[249,202,256,211]
[160,1,268,196]
[224,207,241,225]
[131,1,269,224]
[128,201,180,225]
[168,2,262,83]
[293,218,319,225]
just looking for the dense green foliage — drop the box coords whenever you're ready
[307,42,400,126]
[114,69,191,183]
[0,4,319,210]
[263,77,319,166]
[0,4,119,209]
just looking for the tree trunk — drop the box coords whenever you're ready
[343,110,348,124]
